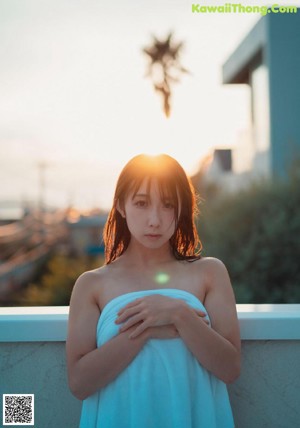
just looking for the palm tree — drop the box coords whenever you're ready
[142,32,189,117]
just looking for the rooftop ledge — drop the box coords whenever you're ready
[0,304,299,342]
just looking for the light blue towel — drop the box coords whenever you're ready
[79,288,234,428]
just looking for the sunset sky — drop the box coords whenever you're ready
[0,0,268,210]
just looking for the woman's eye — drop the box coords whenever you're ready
[164,201,174,209]
[135,200,147,207]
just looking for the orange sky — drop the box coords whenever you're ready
[0,0,264,209]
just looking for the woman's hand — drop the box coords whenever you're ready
[147,325,180,340]
[115,294,208,338]
[120,321,179,341]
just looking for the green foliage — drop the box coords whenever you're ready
[12,254,104,306]
[199,176,300,303]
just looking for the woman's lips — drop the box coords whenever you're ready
[145,234,162,238]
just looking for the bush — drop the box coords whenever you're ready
[198,176,300,303]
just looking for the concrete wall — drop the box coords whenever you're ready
[0,342,81,428]
[1,339,300,428]
[229,340,300,427]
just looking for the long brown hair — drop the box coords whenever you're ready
[103,154,202,264]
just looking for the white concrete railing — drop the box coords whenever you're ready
[0,305,300,428]
[0,304,299,342]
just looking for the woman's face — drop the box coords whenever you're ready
[121,178,179,250]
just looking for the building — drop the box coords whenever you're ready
[67,210,107,256]
[223,9,300,181]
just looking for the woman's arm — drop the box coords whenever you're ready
[66,272,148,400]
[172,259,241,383]
[69,329,148,401]
[174,258,241,383]
[66,272,180,400]
[116,258,241,384]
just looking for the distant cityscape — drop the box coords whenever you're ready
[0,203,107,304]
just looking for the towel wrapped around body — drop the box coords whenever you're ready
[79,288,234,428]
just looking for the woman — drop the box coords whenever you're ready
[66,154,241,428]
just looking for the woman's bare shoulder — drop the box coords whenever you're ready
[77,264,111,280]
[71,265,111,299]
[190,257,230,287]
[192,256,228,272]
[73,262,125,309]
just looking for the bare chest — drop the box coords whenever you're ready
[94,266,208,312]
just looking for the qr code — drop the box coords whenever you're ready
[3,394,34,426]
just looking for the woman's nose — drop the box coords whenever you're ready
[148,207,161,227]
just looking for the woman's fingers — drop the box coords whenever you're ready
[148,325,180,339]
[194,309,206,316]
[118,314,143,332]
[116,305,141,324]
[128,322,148,339]
[194,309,210,325]
[117,298,142,316]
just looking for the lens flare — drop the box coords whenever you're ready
[154,272,170,285]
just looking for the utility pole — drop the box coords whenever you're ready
[37,161,50,237]
[37,161,48,213]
